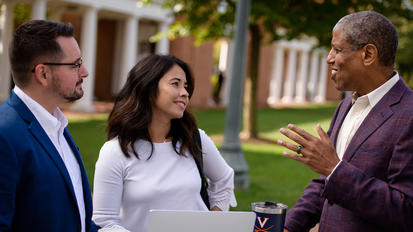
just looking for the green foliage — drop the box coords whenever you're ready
[145,0,413,48]
[13,4,31,27]
[396,16,413,88]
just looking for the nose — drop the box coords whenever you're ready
[79,64,89,78]
[326,48,334,65]
[180,86,189,98]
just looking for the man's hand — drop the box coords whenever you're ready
[277,124,340,176]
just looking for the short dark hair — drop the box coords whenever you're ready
[333,11,398,67]
[9,20,74,87]
[107,54,201,160]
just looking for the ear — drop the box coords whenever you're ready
[362,44,378,66]
[32,64,50,87]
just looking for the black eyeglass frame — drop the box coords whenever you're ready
[31,57,83,73]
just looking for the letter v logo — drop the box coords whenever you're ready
[257,216,269,228]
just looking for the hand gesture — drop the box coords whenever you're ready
[277,124,340,176]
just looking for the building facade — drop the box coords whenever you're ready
[0,0,341,111]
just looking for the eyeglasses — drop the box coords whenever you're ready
[31,57,83,73]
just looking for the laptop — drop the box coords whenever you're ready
[148,210,256,232]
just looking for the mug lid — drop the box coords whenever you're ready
[251,201,288,214]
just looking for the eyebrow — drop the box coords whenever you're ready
[170,77,187,83]
[331,43,342,50]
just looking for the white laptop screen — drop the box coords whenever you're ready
[148,210,255,232]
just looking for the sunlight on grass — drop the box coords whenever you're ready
[261,119,333,143]
[234,144,319,211]
[67,114,108,123]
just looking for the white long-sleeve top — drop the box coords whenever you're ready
[92,129,237,232]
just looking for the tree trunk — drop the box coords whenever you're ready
[242,24,262,139]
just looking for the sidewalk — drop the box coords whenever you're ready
[60,101,114,119]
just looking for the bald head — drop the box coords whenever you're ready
[333,11,398,67]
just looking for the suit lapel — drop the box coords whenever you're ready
[64,129,93,219]
[342,79,406,162]
[28,123,78,197]
[342,105,393,161]
[331,98,352,147]
[8,92,77,202]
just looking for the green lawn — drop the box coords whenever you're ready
[68,102,338,211]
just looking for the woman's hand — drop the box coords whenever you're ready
[211,206,222,211]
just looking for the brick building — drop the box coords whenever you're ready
[0,0,341,111]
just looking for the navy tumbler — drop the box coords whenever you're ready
[251,201,288,232]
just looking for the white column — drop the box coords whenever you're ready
[308,50,320,102]
[217,40,229,104]
[315,53,328,103]
[295,49,309,102]
[72,6,98,112]
[221,40,233,106]
[0,2,15,101]
[282,48,297,103]
[156,21,169,55]
[218,40,229,72]
[267,43,284,105]
[117,15,138,93]
[31,0,47,20]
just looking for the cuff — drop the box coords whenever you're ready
[326,160,342,181]
[209,190,237,211]
[98,225,131,232]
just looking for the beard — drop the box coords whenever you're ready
[52,77,84,102]
[63,89,83,102]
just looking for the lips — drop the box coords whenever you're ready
[174,100,187,110]
[76,79,83,86]
[330,67,338,80]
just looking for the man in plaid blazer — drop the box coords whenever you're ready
[277,11,413,232]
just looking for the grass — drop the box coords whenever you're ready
[67,102,338,211]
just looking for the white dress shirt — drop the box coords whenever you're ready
[93,129,237,232]
[13,86,86,232]
[329,73,400,178]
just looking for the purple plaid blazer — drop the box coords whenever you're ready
[285,79,413,232]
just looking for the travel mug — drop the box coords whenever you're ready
[251,201,288,232]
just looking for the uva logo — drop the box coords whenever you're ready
[258,217,269,227]
[254,216,274,232]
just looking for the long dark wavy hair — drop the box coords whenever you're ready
[107,54,201,160]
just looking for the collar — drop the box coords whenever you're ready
[13,86,68,135]
[352,72,400,108]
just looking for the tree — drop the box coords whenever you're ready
[396,14,413,88]
[146,0,413,139]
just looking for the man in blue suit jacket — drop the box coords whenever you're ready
[278,11,413,231]
[0,20,98,231]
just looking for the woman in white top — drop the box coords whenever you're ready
[92,54,236,232]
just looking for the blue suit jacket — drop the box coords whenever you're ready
[285,79,413,232]
[0,92,98,232]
